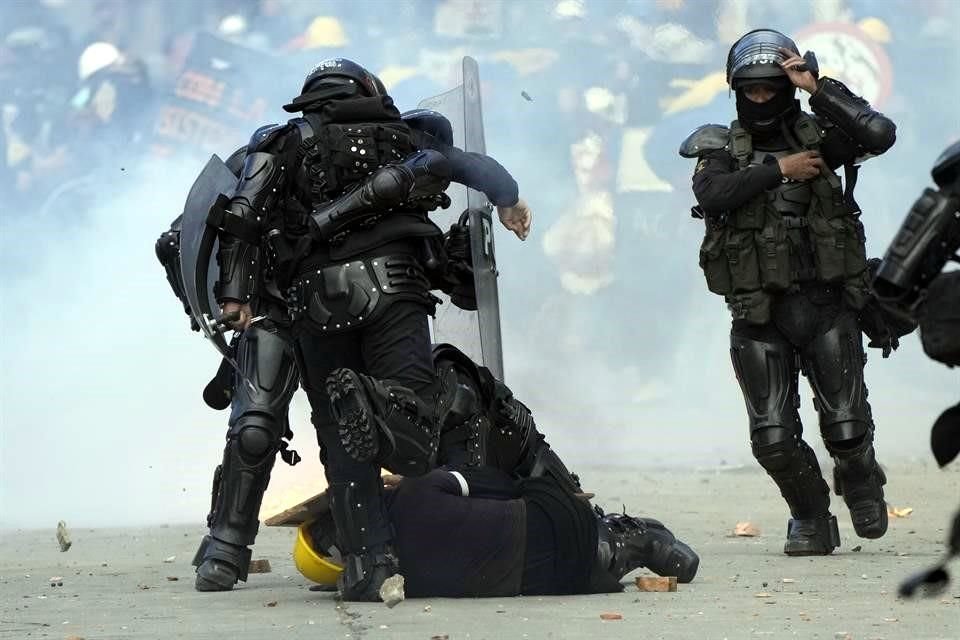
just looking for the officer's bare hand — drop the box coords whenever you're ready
[779,48,818,93]
[220,301,253,330]
[778,151,825,181]
[497,198,532,240]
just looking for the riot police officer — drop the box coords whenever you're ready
[679,29,896,555]
[207,59,530,600]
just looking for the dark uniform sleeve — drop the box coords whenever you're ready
[692,149,784,212]
[413,130,519,207]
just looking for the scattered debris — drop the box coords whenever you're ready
[423,605,432,612]
[883,617,899,622]
[851,545,862,553]
[379,574,405,608]
[49,577,63,587]
[378,625,389,630]
[734,522,760,537]
[521,91,533,102]
[635,576,678,592]
[265,601,278,607]
[754,592,772,598]
[431,635,450,640]
[887,506,914,518]
[137,584,150,590]
[834,633,852,640]
[56,521,72,552]
[66,636,84,640]
[248,559,272,574]
[600,612,623,621]
[166,577,179,582]
[782,578,796,584]
[163,556,176,563]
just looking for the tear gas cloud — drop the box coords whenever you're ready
[1,0,957,527]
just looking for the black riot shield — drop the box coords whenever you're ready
[178,155,251,386]
[419,57,504,381]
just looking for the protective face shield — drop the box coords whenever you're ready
[727,29,802,134]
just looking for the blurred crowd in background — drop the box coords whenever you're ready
[2,0,958,380]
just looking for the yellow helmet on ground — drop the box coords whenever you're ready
[293,522,343,586]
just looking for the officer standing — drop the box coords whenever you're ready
[210,58,529,600]
[679,29,896,555]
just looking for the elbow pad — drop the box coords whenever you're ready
[810,78,896,154]
[216,236,261,303]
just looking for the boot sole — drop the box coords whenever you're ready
[328,369,379,464]
[852,507,888,539]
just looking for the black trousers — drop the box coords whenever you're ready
[294,299,439,549]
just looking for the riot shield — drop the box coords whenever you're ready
[179,154,249,384]
[419,57,504,381]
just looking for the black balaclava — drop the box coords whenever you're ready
[735,80,800,137]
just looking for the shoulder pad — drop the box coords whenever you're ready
[248,123,288,151]
[224,145,248,176]
[679,124,730,158]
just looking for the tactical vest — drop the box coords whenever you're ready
[295,115,416,206]
[698,114,868,324]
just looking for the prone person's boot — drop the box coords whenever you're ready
[593,506,700,584]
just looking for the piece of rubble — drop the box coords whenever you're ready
[265,601,278,607]
[379,574,405,608]
[734,522,760,537]
[782,578,795,584]
[423,605,432,612]
[66,636,84,640]
[56,521,72,552]
[754,592,772,598]
[887,506,913,518]
[431,635,449,640]
[163,555,176,563]
[600,612,623,621]
[166,577,179,581]
[49,577,63,587]
[834,633,852,640]
[635,576,678,592]
[851,545,862,552]
[248,559,272,574]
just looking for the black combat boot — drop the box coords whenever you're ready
[327,479,397,602]
[594,507,700,584]
[192,535,251,591]
[755,438,840,556]
[832,438,888,539]
[327,368,438,476]
[784,515,841,555]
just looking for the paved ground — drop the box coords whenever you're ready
[2,463,958,640]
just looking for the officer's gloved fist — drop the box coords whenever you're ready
[220,301,253,331]
[497,198,532,240]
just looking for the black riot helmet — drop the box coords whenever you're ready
[301,58,383,97]
[726,28,800,90]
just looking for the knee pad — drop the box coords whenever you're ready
[822,420,869,453]
[751,426,797,473]
[233,414,279,461]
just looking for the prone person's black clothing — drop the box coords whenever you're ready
[385,468,610,598]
